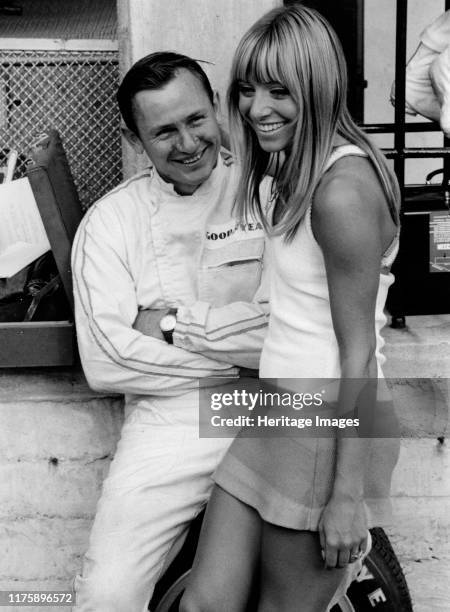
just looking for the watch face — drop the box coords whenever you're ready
[160,314,177,333]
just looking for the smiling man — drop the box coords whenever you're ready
[71,52,269,611]
[122,63,221,195]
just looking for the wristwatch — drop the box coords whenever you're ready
[159,308,178,344]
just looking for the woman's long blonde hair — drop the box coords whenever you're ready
[228,5,400,241]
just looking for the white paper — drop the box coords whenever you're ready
[0,177,51,278]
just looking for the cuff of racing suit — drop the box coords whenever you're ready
[173,301,210,351]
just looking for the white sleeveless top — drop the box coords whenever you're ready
[259,145,399,379]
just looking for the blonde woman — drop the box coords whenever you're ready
[181,6,400,611]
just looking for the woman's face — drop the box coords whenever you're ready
[237,80,298,153]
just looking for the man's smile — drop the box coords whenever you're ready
[173,147,208,166]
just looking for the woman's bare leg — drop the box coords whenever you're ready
[180,485,262,612]
[257,523,350,612]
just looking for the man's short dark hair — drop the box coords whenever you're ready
[117,51,215,135]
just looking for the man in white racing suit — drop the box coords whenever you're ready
[71,51,269,612]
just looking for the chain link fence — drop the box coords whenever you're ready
[0,49,122,208]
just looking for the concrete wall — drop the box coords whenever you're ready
[0,371,123,612]
[383,316,450,612]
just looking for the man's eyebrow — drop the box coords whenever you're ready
[150,110,208,136]
[151,122,176,135]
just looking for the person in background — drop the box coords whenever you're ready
[391,10,450,137]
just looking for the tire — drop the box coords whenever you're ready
[150,526,413,612]
[337,527,413,612]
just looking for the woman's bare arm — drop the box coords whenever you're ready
[311,157,396,568]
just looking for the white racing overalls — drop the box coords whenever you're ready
[71,152,269,612]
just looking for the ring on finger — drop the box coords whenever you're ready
[350,551,363,562]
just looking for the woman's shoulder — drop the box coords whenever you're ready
[315,154,384,220]
[311,153,390,257]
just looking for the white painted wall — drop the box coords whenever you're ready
[117,0,280,94]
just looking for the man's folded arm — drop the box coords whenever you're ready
[71,206,238,396]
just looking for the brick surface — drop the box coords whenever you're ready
[0,460,109,519]
[389,497,450,560]
[383,315,450,378]
[400,558,450,612]
[389,496,450,611]
[0,518,90,580]
[0,368,115,402]
[389,379,449,438]
[0,399,123,460]
[391,439,450,497]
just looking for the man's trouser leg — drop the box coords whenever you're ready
[72,406,231,612]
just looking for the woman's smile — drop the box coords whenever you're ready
[238,81,297,152]
[255,121,287,133]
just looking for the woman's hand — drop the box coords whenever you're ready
[318,494,368,569]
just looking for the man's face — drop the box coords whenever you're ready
[126,69,221,195]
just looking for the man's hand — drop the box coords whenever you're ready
[133,308,171,341]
